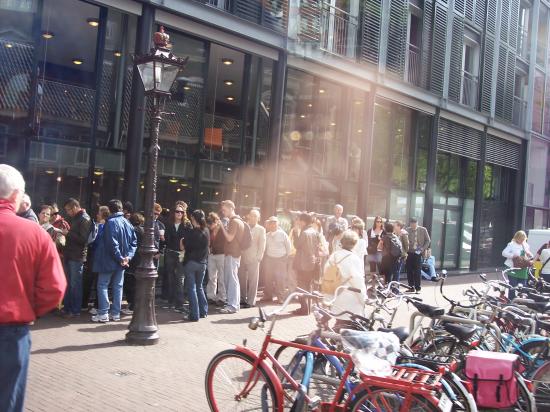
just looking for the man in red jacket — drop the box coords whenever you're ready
[0,164,66,412]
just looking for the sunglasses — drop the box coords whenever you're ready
[175,210,184,214]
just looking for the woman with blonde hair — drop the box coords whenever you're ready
[502,230,533,299]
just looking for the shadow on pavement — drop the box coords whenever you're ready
[77,323,130,332]
[32,340,126,354]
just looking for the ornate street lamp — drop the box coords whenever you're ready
[126,27,188,345]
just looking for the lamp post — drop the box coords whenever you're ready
[126,27,188,345]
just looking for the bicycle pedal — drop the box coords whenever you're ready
[309,396,321,409]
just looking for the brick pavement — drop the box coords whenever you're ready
[25,273,488,411]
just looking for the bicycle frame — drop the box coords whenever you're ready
[232,334,355,411]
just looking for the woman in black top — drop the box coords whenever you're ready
[366,216,385,275]
[163,201,192,310]
[180,209,210,322]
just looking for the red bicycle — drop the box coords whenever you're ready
[205,289,451,411]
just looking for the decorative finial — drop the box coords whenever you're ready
[153,26,170,49]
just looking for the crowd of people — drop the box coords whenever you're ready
[11,186,444,323]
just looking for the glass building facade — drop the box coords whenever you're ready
[0,0,547,270]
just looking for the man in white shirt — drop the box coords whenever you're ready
[262,216,291,303]
[239,209,266,307]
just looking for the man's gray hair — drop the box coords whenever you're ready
[0,164,25,200]
[340,230,359,251]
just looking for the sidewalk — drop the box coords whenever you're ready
[25,273,485,411]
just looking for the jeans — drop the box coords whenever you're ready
[262,256,288,301]
[174,262,186,309]
[239,260,261,306]
[507,274,526,300]
[162,250,179,303]
[63,259,84,315]
[224,255,241,311]
[184,260,208,321]
[97,268,125,317]
[123,271,136,311]
[381,255,400,284]
[421,257,437,280]
[0,325,30,412]
[406,252,422,291]
[206,254,226,302]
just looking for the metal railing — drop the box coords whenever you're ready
[512,96,527,128]
[517,27,530,60]
[319,3,358,59]
[205,0,288,32]
[406,44,421,86]
[461,71,479,109]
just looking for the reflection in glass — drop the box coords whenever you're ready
[27,142,89,206]
[35,0,100,143]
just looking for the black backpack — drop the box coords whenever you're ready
[233,217,252,251]
[389,235,403,258]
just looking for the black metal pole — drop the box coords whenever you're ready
[126,100,161,345]
[423,108,440,233]
[123,5,155,209]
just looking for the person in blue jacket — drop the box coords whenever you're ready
[92,199,137,322]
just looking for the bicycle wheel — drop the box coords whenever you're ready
[424,337,470,358]
[531,360,550,409]
[349,386,439,412]
[205,349,279,412]
[516,339,550,371]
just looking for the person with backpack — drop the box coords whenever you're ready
[379,222,403,285]
[218,200,251,314]
[322,230,366,319]
[60,198,91,319]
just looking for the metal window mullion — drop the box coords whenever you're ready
[525,0,541,131]
[87,6,108,209]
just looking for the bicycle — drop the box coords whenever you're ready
[205,288,451,411]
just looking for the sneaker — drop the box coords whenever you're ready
[121,308,133,316]
[220,306,237,314]
[89,308,98,315]
[92,314,109,323]
[109,315,120,321]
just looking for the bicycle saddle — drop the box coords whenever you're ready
[443,323,477,341]
[377,326,410,343]
[411,301,445,318]
[523,300,550,313]
[526,291,550,303]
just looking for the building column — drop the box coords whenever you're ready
[470,127,487,270]
[423,108,440,234]
[357,88,376,219]
[262,50,287,215]
[123,4,155,209]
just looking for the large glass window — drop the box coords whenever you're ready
[532,70,544,133]
[27,142,90,206]
[203,44,245,163]
[432,153,477,269]
[527,137,550,208]
[0,1,38,163]
[35,0,100,144]
[158,28,207,158]
[279,69,360,215]
[479,164,516,268]
[96,11,137,149]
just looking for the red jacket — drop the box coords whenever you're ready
[0,200,67,324]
